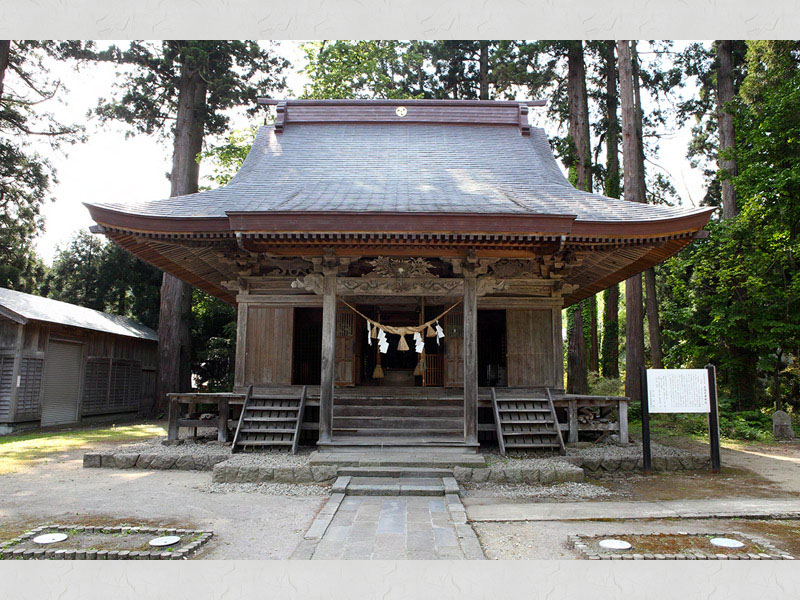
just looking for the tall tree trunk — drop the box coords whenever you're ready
[629,42,664,372]
[618,40,646,403]
[479,41,489,100]
[566,41,594,390]
[602,41,620,379]
[567,307,588,394]
[631,44,664,368]
[0,40,10,99]
[154,62,207,414]
[644,267,663,368]
[567,42,592,191]
[716,40,738,220]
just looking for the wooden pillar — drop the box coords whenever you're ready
[233,301,248,388]
[319,273,336,444]
[463,274,478,445]
[618,399,629,444]
[568,399,579,444]
[552,306,564,389]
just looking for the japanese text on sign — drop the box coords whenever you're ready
[646,369,710,413]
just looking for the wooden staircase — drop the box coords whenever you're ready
[317,391,475,451]
[490,387,565,455]
[232,386,307,453]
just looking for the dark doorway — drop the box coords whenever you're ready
[292,307,322,385]
[358,305,446,387]
[478,310,507,387]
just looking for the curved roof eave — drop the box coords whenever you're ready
[85,201,715,241]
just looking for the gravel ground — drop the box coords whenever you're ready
[482,439,695,468]
[219,449,312,468]
[566,439,695,459]
[462,481,613,500]
[115,435,232,458]
[483,450,576,468]
[201,481,330,496]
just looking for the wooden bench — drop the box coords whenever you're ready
[166,392,246,442]
[551,394,629,444]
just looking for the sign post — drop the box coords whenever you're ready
[640,367,652,474]
[706,364,721,473]
[640,365,721,474]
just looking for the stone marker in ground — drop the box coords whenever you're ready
[772,410,795,440]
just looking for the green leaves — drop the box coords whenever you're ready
[94,41,288,138]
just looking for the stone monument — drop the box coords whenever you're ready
[772,410,796,441]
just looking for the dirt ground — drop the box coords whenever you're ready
[0,440,325,559]
[474,517,800,560]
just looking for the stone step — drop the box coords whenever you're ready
[346,476,446,496]
[310,450,487,468]
[337,466,454,478]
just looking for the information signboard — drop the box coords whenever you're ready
[646,369,710,413]
[640,365,721,473]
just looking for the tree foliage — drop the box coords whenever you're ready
[43,231,163,329]
[0,41,91,292]
[661,43,800,411]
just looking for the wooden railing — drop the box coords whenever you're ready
[166,391,245,442]
[291,385,308,455]
[231,385,253,453]
[490,387,506,456]
[550,393,630,444]
[545,388,567,455]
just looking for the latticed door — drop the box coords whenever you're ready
[443,310,464,388]
[335,307,356,386]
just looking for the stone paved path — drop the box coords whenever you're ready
[294,495,485,560]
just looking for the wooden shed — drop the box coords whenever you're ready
[0,287,157,433]
[86,99,713,453]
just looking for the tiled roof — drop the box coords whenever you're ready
[89,123,704,223]
[0,287,158,341]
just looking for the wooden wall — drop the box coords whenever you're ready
[505,308,563,389]
[238,305,294,387]
[0,315,157,425]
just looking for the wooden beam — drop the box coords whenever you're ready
[463,274,478,444]
[318,273,336,443]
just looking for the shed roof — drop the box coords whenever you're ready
[0,287,158,341]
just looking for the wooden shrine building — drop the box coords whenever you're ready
[85,99,713,453]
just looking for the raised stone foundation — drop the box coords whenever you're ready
[452,463,585,484]
[83,452,229,471]
[566,454,712,474]
[211,461,338,483]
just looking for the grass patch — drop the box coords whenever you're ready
[0,423,166,474]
